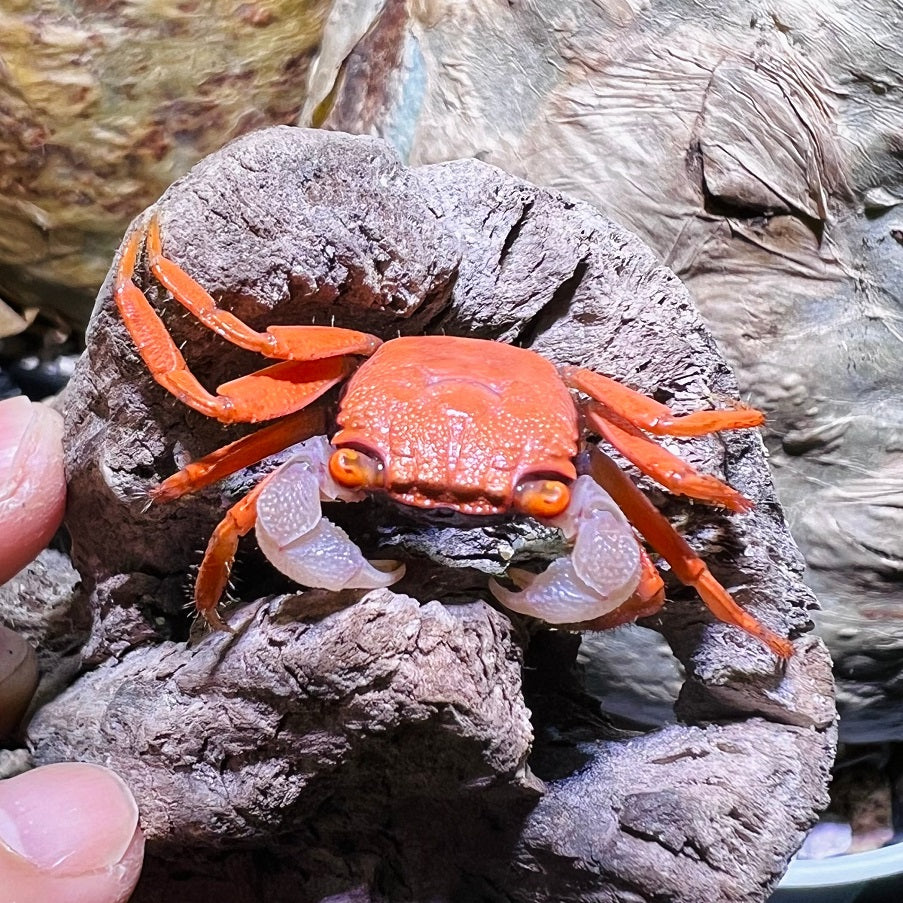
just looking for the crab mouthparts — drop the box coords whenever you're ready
[386,486,511,518]
[381,495,514,528]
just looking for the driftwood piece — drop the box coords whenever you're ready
[33,127,836,901]
[29,593,535,846]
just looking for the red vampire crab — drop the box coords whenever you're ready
[114,214,793,659]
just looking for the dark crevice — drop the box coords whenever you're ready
[498,199,534,270]
[688,137,828,244]
[618,821,732,877]
[650,748,712,766]
[515,255,590,349]
[413,266,460,337]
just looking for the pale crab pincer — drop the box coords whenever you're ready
[114,214,793,659]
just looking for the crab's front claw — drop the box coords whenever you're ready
[256,459,404,593]
[489,476,643,624]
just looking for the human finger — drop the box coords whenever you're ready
[0,396,66,584]
[0,762,145,903]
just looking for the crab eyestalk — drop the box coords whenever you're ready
[328,447,384,491]
[490,475,643,623]
[513,477,571,519]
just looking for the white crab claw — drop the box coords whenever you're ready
[570,509,642,599]
[490,559,606,623]
[256,464,322,543]
[258,518,404,592]
[256,457,404,593]
[490,475,642,624]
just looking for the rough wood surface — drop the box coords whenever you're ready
[29,593,534,846]
[32,127,836,901]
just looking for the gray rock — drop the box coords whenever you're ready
[43,126,834,901]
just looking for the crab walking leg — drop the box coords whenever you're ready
[587,446,794,658]
[195,472,277,631]
[489,475,644,624]
[151,407,326,502]
[144,216,381,360]
[562,366,765,436]
[115,228,369,423]
[583,403,754,513]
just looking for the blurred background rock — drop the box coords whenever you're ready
[2,0,901,740]
[0,0,330,325]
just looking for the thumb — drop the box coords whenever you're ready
[0,763,144,903]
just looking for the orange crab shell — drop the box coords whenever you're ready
[331,336,579,515]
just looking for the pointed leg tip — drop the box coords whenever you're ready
[725,492,755,514]
[147,484,171,504]
[732,403,766,428]
[202,607,235,634]
[148,479,190,504]
[766,634,795,659]
[146,211,163,254]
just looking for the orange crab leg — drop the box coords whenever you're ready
[213,357,354,423]
[194,471,278,631]
[114,225,379,423]
[579,547,666,631]
[587,446,793,657]
[144,216,381,360]
[562,366,764,436]
[151,407,325,503]
[583,403,754,513]
[115,229,354,423]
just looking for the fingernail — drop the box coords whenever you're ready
[0,396,33,474]
[0,763,139,873]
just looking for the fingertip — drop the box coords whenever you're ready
[0,763,144,903]
[0,396,66,584]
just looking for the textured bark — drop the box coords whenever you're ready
[31,127,835,901]
[29,593,534,845]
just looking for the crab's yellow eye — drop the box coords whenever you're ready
[329,448,382,490]
[514,478,571,519]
